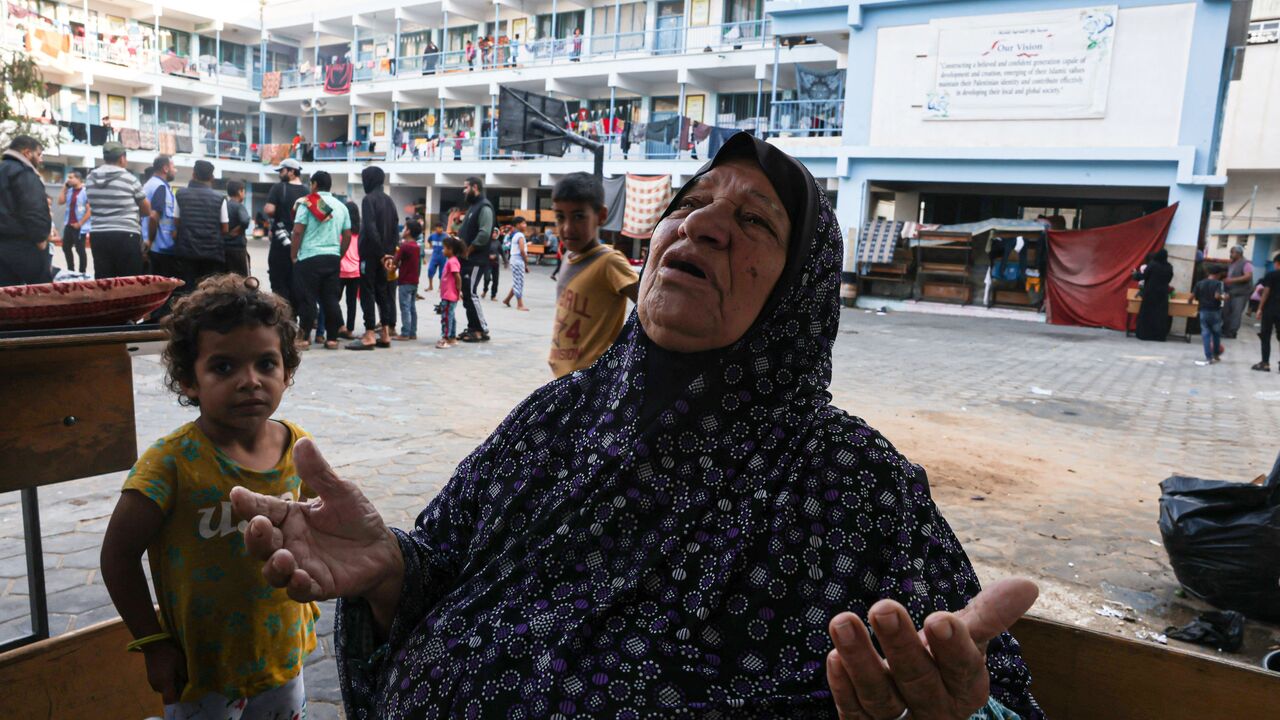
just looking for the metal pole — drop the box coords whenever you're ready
[613,0,621,58]
[391,100,398,161]
[21,488,48,642]
[755,77,763,134]
[83,76,91,143]
[494,2,500,69]
[550,0,558,64]
[215,26,221,85]
[608,85,616,160]
[438,94,445,160]
[677,81,686,158]
[769,38,779,136]
[394,17,401,76]
[215,104,221,157]
[313,29,319,82]
[154,12,161,74]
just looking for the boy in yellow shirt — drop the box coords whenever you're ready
[101,274,318,719]
[548,172,640,377]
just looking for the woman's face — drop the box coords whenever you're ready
[638,158,791,352]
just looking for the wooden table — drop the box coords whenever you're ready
[0,327,165,650]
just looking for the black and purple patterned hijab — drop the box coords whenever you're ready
[336,134,1041,719]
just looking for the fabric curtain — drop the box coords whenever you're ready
[795,65,845,102]
[1045,203,1178,330]
[602,176,626,234]
[324,63,353,95]
[621,174,672,239]
[261,71,282,99]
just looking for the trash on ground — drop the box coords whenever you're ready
[1030,386,1054,396]
[1165,610,1245,653]
[1135,630,1168,644]
[1158,451,1280,622]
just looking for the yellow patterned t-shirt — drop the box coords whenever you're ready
[122,420,319,703]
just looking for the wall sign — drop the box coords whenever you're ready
[925,6,1117,120]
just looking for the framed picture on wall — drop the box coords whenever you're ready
[690,0,710,26]
[374,112,386,136]
[684,94,705,124]
[108,94,127,121]
[512,18,527,42]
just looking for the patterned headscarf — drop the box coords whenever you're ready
[337,135,1040,719]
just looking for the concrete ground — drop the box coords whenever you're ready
[3,238,1279,717]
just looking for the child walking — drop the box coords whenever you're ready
[437,236,464,349]
[503,218,530,311]
[1193,264,1228,364]
[424,222,448,292]
[394,220,423,341]
[100,274,318,719]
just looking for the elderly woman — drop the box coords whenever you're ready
[232,135,1042,719]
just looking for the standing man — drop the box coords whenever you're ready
[348,165,398,350]
[57,170,90,274]
[84,142,150,279]
[223,180,252,276]
[292,171,351,350]
[458,175,493,342]
[1223,245,1254,339]
[0,136,53,286]
[142,155,179,280]
[172,160,228,291]
[263,158,307,310]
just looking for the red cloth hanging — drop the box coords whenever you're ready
[1045,203,1179,331]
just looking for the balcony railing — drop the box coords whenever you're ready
[770,99,844,137]
[265,19,774,90]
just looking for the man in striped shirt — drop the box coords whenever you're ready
[84,142,151,279]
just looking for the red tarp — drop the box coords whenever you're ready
[1046,203,1178,330]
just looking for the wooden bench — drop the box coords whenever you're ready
[527,243,548,265]
[1011,615,1279,719]
[0,618,159,720]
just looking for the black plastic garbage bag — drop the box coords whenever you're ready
[1158,452,1280,623]
[1165,610,1245,652]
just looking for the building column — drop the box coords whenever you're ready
[520,186,531,211]
[769,39,780,135]
[214,104,221,158]
[550,0,558,63]
[215,26,221,85]
[607,85,616,159]
[677,82,686,157]
[390,101,399,161]
[394,17,402,76]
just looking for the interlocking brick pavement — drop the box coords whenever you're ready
[3,241,1279,717]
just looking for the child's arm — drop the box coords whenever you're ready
[100,490,188,704]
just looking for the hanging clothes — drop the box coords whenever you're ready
[601,176,627,234]
[261,71,282,99]
[621,174,672,239]
[706,126,744,157]
[119,128,142,150]
[324,62,353,95]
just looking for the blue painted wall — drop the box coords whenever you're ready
[767,0,1237,263]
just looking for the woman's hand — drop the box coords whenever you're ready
[826,578,1038,720]
[143,639,188,705]
[230,438,404,627]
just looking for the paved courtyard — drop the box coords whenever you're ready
[3,239,1279,716]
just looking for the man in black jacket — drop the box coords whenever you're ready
[263,158,307,313]
[0,136,53,286]
[348,165,399,350]
[173,160,228,294]
[458,175,493,342]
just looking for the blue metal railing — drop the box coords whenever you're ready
[769,99,845,136]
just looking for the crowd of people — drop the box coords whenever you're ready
[0,134,642,379]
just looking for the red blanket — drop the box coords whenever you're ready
[1046,203,1178,330]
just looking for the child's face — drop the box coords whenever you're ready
[554,199,607,254]
[444,244,455,258]
[183,324,289,433]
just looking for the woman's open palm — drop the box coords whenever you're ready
[230,438,402,603]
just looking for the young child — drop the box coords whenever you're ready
[503,217,530,311]
[100,274,317,719]
[548,172,640,378]
[1193,264,1229,364]
[437,236,464,349]
[394,220,423,341]
[425,222,448,292]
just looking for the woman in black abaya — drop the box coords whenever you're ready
[1134,249,1174,341]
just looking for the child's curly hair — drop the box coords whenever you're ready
[162,274,301,406]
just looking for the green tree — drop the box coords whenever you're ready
[0,50,60,149]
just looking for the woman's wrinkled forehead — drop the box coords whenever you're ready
[677,160,791,236]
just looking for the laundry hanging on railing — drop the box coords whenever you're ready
[794,65,845,102]
[324,62,353,95]
[260,71,282,99]
[622,175,672,239]
[602,176,626,234]
[706,127,749,157]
